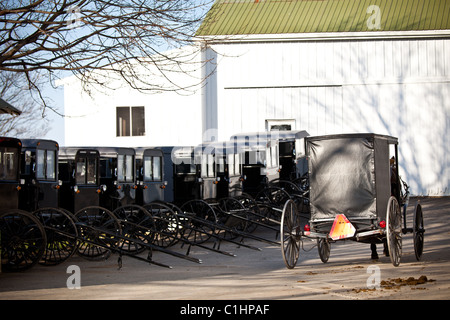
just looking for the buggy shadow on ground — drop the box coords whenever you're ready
[0,197,449,300]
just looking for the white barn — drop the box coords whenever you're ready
[61,0,450,196]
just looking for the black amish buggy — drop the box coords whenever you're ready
[193,142,222,201]
[135,147,167,205]
[0,143,205,271]
[160,146,198,206]
[18,139,60,211]
[0,138,79,270]
[231,130,309,182]
[0,137,23,211]
[58,147,105,213]
[96,147,136,211]
[208,141,246,200]
[280,133,425,268]
[228,135,281,198]
[161,143,244,204]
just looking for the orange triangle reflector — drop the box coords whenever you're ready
[329,214,356,241]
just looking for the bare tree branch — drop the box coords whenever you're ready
[0,0,214,115]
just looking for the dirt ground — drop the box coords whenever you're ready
[0,197,449,305]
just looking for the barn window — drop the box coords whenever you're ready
[266,119,296,131]
[116,106,145,137]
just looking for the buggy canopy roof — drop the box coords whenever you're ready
[21,139,59,151]
[306,133,398,222]
[135,147,163,159]
[58,147,100,160]
[230,130,309,142]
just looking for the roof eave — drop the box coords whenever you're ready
[195,29,450,44]
[0,98,22,116]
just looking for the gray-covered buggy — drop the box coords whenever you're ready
[280,133,425,268]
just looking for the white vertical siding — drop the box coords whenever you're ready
[208,38,450,195]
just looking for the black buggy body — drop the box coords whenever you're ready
[307,133,398,237]
[280,133,424,268]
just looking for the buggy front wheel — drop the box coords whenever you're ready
[280,200,301,269]
[386,196,402,267]
[317,238,330,263]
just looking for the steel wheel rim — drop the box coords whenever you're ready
[386,197,402,267]
[281,200,300,269]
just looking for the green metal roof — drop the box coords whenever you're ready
[196,0,450,36]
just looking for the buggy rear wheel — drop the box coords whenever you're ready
[280,200,301,269]
[0,210,47,272]
[413,202,425,261]
[386,196,402,267]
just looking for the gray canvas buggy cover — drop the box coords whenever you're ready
[306,134,398,227]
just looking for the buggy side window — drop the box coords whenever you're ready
[144,156,153,181]
[0,147,19,180]
[153,157,162,181]
[200,154,214,178]
[216,155,225,175]
[76,156,97,185]
[35,149,56,181]
[125,155,134,182]
[86,157,97,184]
[227,154,235,175]
[270,145,278,169]
[46,150,56,180]
[235,154,241,175]
[227,153,240,176]
[76,157,86,184]
[36,149,45,179]
[117,155,124,181]
[118,154,134,182]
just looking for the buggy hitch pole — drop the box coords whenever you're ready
[178,212,262,251]
[224,209,280,232]
[117,220,203,264]
[186,241,237,257]
[75,222,202,265]
[179,213,270,249]
[225,228,279,247]
[241,205,282,227]
[48,225,174,269]
[149,219,237,257]
[179,216,261,252]
[214,233,263,251]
